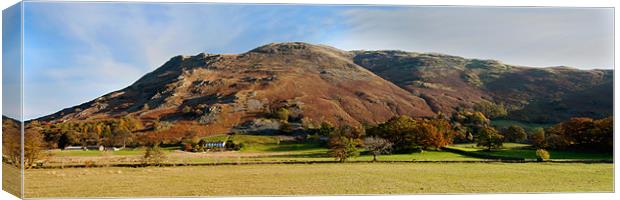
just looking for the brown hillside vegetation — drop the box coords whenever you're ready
[36,42,612,137]
[352,51,613,123]
[38,42,435,135]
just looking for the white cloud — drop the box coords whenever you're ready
[23,3,251,119]
[327,7,614,69]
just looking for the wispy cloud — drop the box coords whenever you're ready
[328,6,614,69]
[18,3,613,120]
[21,2,343,119]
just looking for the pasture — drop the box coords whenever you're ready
[449,143,613,160]
[23,162,613,198]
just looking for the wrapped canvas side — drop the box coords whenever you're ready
[2,1,23,199]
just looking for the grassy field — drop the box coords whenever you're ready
[23,162,613,198]
[44,136,612,166]
[2,163,21,197]
[43,134,479,165]
[450,143,613,160]
[50,146,179,157]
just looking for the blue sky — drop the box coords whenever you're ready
[2,2,21,120]
[10,2,615,119]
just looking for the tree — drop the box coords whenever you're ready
[366,115,418,152]
[58,132,78,149]
[275,108,289,122]
[182,105,192,114]
[143,145,166,166]
[367,115,455,152]
[279,121,293,133]
[502,125,527,143]
[317,122,335,136]
[328,125,362,162]
[473,101,508,119]
[2,117,22,167]
[414,118,456,150]
[590,117,613,152]
[451,111,490,142]
[529,128,546,149]
[113,124,131,148]
[24,128,45,169]
[543,117,613,152]
[363,137,393,162]
[102,125,113,147]
[475,126,504,151]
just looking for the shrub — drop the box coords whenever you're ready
[536,149,550,161]
[279,121,292,133]
[306,133,321,141]
[275,108,289,122]
[225,140,244,151]
[182,143,193,152]
[317,122,335,136]
[84,160,96,168]
[143,145,166,166]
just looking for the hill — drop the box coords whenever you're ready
[37,42,435,134]
[35,42,612,135]
[352,50,613,123]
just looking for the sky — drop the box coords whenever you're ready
[2,2,21,120]
[5,2,614,120]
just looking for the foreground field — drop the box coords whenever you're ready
[24,163,612,198]
[2,164,21,197]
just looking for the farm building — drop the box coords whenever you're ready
[63,145,120,151]
[203,141,226,148]
[63,146,83,150]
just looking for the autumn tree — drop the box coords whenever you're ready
[275,108,290,122]
[529,128,546,149]
[590,117,613,152]
[415,118,456,150]
[363,137,393,162]
[544,117,613,152]
[328,125,363,162]
[317,122,335,136]
[451,111,490,142]
[475,126,504,151]
[366,115,418,152]
[143,145,166,166]
[502,125,527,143]
[2,117,22,167]
[473,100,508,119]
[367,115,456,152]
[24,128,45,169]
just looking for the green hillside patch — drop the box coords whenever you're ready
[448,143,612,160]
[491,119,553,131]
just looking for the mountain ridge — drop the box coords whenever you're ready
[36,42,612,130]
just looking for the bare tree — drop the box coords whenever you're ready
[364,137,393,162]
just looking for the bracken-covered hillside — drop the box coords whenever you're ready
[37,42,435,134]
[352,50,613,123]
[36,42,612,135]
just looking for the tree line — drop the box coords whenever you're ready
[37,116,144,149]
[324,111,613,162]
